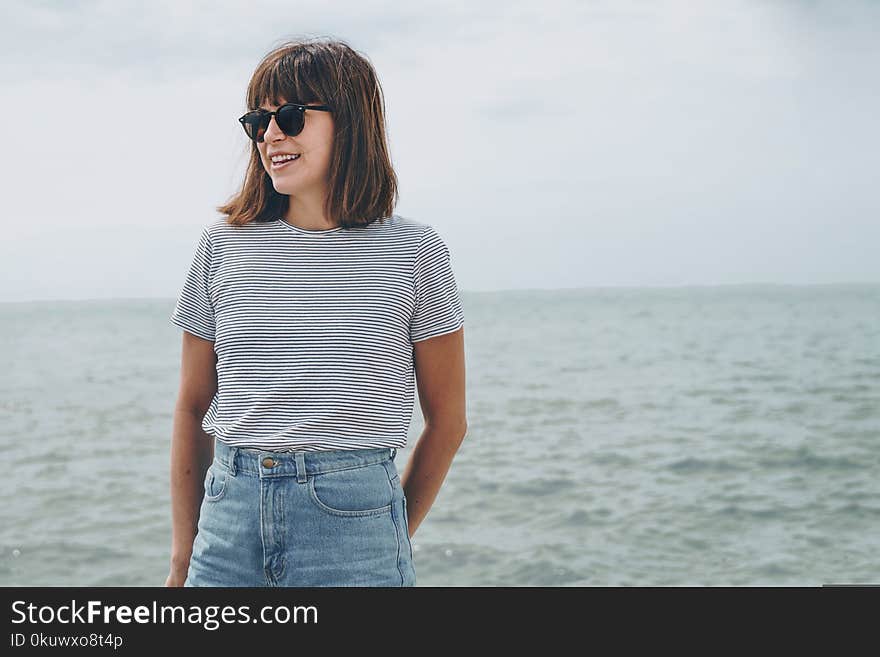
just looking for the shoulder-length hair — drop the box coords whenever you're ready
[218,37,399,228]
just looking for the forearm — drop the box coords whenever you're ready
[169,408,215,569]
[400,422,467,537]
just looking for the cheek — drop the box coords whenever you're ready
[309,148,332,170]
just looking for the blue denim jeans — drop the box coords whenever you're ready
[184,438,416,587]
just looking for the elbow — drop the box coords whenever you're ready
[451,419,468,446]
[425,417,467,445]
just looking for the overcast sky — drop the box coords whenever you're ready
[1,0,878,302]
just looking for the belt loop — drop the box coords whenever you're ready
[295,451,307,484]
[228,446,239,476]
[390,447,397,460]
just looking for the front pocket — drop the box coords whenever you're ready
[308,462,394,517]
[203,463,228,502]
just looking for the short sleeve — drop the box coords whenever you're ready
[170,226,216,341]
[410,225,464,343]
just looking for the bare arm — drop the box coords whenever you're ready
[401,326,467,538]
[166,331,218,586]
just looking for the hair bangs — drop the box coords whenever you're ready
[249,49,325,110]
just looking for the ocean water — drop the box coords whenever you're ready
[1,284,878,586]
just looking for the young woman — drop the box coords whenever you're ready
[165,37,467,587]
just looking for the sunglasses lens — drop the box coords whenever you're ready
[240,105,306,142]
[277,105,305,137]
[241,111,268,142]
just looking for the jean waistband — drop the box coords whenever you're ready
[212,438,397,480]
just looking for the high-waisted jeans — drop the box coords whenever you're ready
[184,438,416,587]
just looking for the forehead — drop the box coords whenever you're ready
[259,98,287,110]
[258,96,323,110]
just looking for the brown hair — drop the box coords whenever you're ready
[217,36,399,228]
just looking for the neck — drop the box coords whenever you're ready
[284,194,337,230]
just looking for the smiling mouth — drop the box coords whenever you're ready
[270,154,301,170]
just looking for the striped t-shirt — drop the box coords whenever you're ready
[169,214,464,452]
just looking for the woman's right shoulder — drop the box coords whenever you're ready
[205,216,278,235]
[205,216,230,235]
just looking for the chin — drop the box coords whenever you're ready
[271,181,298,194]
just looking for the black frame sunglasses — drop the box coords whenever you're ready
[238,102,334,143]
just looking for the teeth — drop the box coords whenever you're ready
[272,153,300,163]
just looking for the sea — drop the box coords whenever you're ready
[1,283,878,586]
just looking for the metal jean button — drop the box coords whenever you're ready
[262,457,276,468]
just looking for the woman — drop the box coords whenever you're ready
[164,37,467,587]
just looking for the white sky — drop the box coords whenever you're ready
[1,0,878,301]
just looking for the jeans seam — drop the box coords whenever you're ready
[393,498,404,586]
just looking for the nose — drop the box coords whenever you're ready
[264,114,285,142]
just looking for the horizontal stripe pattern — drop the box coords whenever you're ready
[170,214,464,451]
